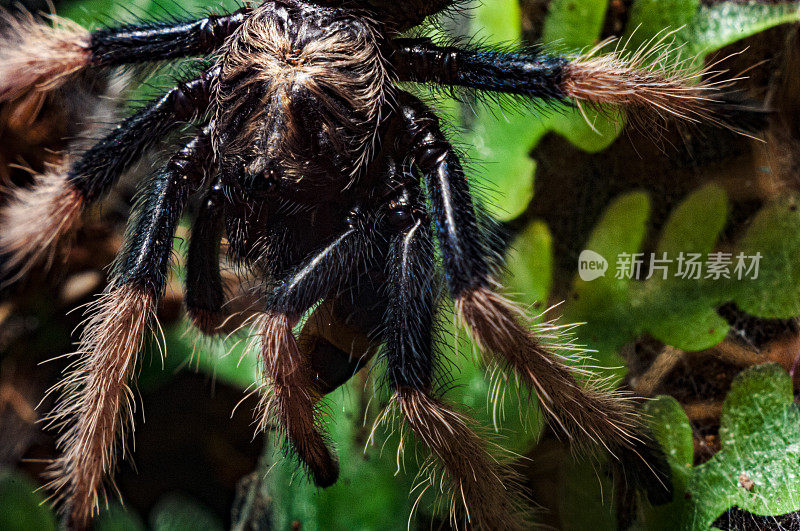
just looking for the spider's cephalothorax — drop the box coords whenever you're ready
[213,2,388,191]
[0,1,738,528]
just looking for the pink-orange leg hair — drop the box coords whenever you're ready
[0,9,249,279]
[45,130,211,526]
[0,10,247,103]
[0,67,217,283]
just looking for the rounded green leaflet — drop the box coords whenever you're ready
[0,470,57,531]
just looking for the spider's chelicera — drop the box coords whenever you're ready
[0,1,732,528]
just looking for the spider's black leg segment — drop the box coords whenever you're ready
[0,69,217,279]
[256,214,372,488]
[396,91,642,460]
[89,8,250,67]
[69,69,217,202]
[185,178,226,336]
[45,128,212,526]
[393,39,567,101]
[392,39,724,123]
[380,196,525,530]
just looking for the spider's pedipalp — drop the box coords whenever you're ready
[185,179,226,335]
[254,221,372,487]
[0,69,216,280]
[254,310,340,487]
[45,129,211,525]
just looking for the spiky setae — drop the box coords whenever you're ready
[457,288,640,456]
[0,1,745,528]
[0,12,91,103]
[45,286,154,525]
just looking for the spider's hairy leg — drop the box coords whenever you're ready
[255,218,371,487]
[45,128,211,526]
[380,201,525,530]
[0,9,247,104]
[396,91,648,461]
[392,38,733,127]
[185,178,226,336]
[0,69,217,281]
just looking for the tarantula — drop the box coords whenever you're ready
[0,0,734,528]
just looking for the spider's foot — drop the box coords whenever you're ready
[255,311,340,488]
[394,387,528,531]
[44,284,154,526]
[0,162,84,285]
[456,286,640,454]
[0,13,91,104]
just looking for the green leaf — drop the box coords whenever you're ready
[731,196,800,318]
[691,2,800,58]
[150,493,223,531]
[467,0,800,221]
[504,220,553,309]
[643,364,800,529]
[541,0,611,50]
[0,470,57,531]
[466,0,613,221]
[631,184,731,351]
[626,0,698,47]
[639,396,695,529]
[564,188,800,372]
[266,382,413,531]
[626,0,800,67]
[562,191,650,371]
[95,504,146,531]
[559,456,617,531]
